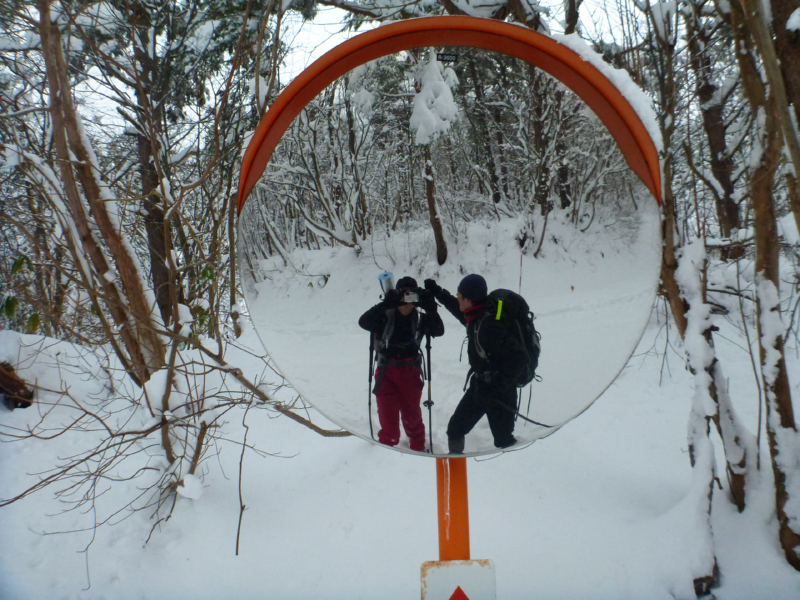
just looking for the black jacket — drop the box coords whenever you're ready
[433,287,526,387]
[359,303,444,361]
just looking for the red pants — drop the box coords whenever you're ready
[375,363,426,451]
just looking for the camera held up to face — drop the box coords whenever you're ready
[403,291,419,304]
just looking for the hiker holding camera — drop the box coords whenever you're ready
[424,274,526,454]
[359,276,444,452]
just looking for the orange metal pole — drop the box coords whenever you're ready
[436,457,470,561]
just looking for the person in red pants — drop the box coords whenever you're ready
[359,276,444,451]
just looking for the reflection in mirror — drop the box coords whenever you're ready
[238,47,661,457]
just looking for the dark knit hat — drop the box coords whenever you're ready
[458,274,487,304]
[396,276,418,291]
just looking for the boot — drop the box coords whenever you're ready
[496,435,517,449]
[448,435,465,454]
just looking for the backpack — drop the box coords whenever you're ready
[375,308,422,356]
[474,289,541,387]
[371,309,424,394]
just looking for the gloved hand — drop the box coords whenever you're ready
[383,289,402,307]
[418,289,437,312]
[424,278,442,296]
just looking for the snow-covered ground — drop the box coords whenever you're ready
[3,208,800,598]
[2,313,800,599]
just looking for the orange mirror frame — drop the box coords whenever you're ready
[238,16,662,213]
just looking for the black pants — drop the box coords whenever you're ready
[447,379,517,449]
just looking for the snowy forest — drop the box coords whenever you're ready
[2,0,800,598]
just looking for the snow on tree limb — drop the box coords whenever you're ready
[410,51,459,145]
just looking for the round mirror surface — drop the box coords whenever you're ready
[238,48,661,456]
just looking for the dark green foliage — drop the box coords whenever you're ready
[2,296,18,319]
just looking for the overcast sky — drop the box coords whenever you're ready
[277,3,627,86]
[280,7,373,84]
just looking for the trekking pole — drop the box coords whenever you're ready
[491,396,554,428]
[423,334,434,452]
[370,273,393,441]
[526,386,533,419]
[368,336,375,440]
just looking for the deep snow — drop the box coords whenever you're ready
[2,311,800,599]
[3,218,800,598]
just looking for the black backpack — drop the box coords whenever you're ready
[375,308,422,357]
[474,289,541,387]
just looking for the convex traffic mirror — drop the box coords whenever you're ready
[238,18,662,457]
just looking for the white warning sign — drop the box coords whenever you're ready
[421,560,496,600]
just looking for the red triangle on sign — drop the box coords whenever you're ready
[448,586,470,600]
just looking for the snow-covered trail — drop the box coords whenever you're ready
[243,211,661,455]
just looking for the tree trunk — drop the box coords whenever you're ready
[737,0,800,236]
[39,0,164,383]
[554,91,572,210]
[129,3,173,328]
[468,57,502,204]
[770,0,800,229]
[424,146,448,265]
[660,164,688,338]
[564,0,583,34]
[751,129,800,569]
[530,66,552,215]
[683,0,740,246]
[729,0,800,570]
[677,243,752,512]
[686,395,720,598]
[648,2,689,337]
[345,93,369,238]
[770,0,800,135]
[645,4,720,589]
